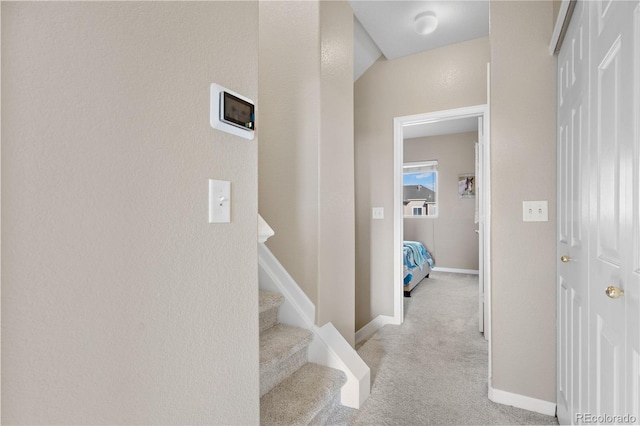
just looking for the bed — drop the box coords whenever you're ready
[403,240,434,297]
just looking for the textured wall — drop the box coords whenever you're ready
[354,37,489,330]
[259,0,321,308]
[404,132,479,271]
[259,1,355,344]
[490,1,557,404]
[1,2,259,424]
[317,1,355,345]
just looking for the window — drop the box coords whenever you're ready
[403,161,438,218]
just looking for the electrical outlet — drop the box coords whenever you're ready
[522,201,548,222]
[372,207,384,219]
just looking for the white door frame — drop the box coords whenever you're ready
[393,103,492,375]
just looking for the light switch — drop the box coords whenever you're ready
[522,201,548,222]
[372,207,384,219]
[209,179,231,223]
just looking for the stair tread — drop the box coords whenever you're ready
[325,403,357,425]
[260,363,347,426]
[259,290,284,314]
[260,324,313,370]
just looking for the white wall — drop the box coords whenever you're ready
[404,132,479,271]
[490,1,557,404]
[259,0,356,344]
[1,2,259,423]
[354,37,489,330]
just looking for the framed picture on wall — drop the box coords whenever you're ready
[458,174,475,198]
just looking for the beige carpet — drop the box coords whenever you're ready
[346,271,558,425]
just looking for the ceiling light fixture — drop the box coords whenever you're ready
[414,11,438,35]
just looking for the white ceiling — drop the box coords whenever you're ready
[350,1,490,61]
[349,1,489,138]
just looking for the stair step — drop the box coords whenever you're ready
[309,391,342,426]
[260,363,347,426]
[260,323,313,396]
[325,403,358,426]
[260,323,313,370]
[259,290,284,313]
[259,290,284,333]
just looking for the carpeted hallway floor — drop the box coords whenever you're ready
[346,271,558,425]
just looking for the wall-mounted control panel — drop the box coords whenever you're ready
[210,83,255,140]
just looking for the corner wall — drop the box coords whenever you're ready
[318,1,355,344]
[258,0,321,310]
[489,0,557,404]
[1,2,259,423]
[259,0,355,344]
[354,37,489,330]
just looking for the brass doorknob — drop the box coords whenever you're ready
[560,255,571,263]
[605,286,624,299]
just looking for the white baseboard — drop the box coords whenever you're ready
[258,243,315,329]
[432,267,479,275]
[309,323,370,409]
[355,315,396,345]
[488,386,557,417]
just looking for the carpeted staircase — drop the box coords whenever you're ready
[259,290,348,425]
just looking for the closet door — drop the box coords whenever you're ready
[558,1,640,423]
[557,1,590,423]
[588,0,638,418]
[628,1,640,417]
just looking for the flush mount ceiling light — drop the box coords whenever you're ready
[414,11,438,35]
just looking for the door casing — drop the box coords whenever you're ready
[393,103,492,384]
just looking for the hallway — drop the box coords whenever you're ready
[349,271,558,425]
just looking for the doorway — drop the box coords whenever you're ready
[393,103,491,376]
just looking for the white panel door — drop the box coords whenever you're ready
[558,0,640,424]
[628,1,640,418]
[557,1,590,423]
[588,0,637,419]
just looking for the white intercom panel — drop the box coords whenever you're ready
[210,83,255,140]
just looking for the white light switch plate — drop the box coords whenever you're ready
[522,200,548,222]
[372,207,384,219]
[209,179,231,223]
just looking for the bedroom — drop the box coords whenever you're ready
[402,127,480,297]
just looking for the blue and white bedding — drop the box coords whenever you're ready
[403,241,434,271]
[403,241,434,288]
